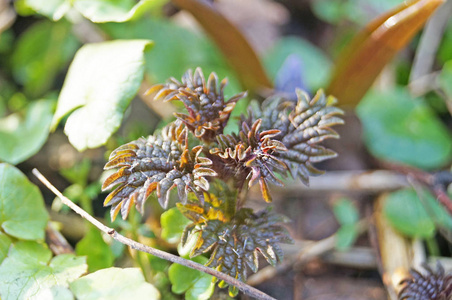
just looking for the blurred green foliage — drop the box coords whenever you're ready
[357,88,452,169]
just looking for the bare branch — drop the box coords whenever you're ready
[33,168,276,300]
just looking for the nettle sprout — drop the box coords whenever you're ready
[102,68,343,295]
[398,262,452,300]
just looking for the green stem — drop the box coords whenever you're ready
[129,209,152,282]
[425,236,440,256]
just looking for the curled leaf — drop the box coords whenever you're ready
[210,119,287,202]
[249,89,343,185]
[102,121,216,220]
[181,205,292,293]
[146,68,246,142]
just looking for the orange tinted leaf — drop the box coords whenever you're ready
[171,0,272,93]
[327,0,444,106]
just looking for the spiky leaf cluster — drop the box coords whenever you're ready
[146,68,246,142]
[398,263,452,300]
[102,68,343,294]
[210,119,287,202]
[248,89,344,185]
[179,196,292,295]
[102,121,216,220]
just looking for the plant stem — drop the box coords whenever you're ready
[425,237,440,257]
[33,168,276,300]
[129,209,152,282]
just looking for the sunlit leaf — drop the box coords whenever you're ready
[36,286,74,300]
[327,0,444,105]
[265,37,331,92]
[0,232,12,264]
[70,268,160,300]
[0,241,87,300]
[11,20,79,98]
[168,256,214,300]
[51,40,152,151]
[34,286,74,300]
[15,0,71,20]
[75,227,114,272]
[74,0,166,23]
[0,163,49,240]
[0,99,54,165]
[357,88,452,169]
[172,0,272,93]
[383,188,436,238]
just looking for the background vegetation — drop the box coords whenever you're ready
[0,0,452,299]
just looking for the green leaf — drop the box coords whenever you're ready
[75,227,114,272]
[0,232,12,264]
[332,198,359,226]
[161,207,191,244]
[0,241,87,300]
[15,0,71,20]
[0,99,54,165]
[356,87,452,169]
[70,267,160,300]
[414,188,452,232]
[0,163,49,240]
[383,188,436,238]
[264,37,331,91]
[11,20,79,97]
[74,0,166,23]
[168,256,214,300]
[439,60,452,101]
[51,40,153,151]
[335,224,358,251]
[311,0,403,25]
[60,158,91,186]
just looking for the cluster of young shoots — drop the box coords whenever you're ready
[102,68,343,295]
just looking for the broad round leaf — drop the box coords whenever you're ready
[168,256,214,300]
[0,163,49,240]
[70,267,160,300]
[15,0,71,20]
[51,40,153,151]
[383,188,436,238]
[0,99,54,165]
[161,207,191,244]
[357,88,452,169]
[75,227,114,272]
[0,241,87,300]
[74,0,164,23]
